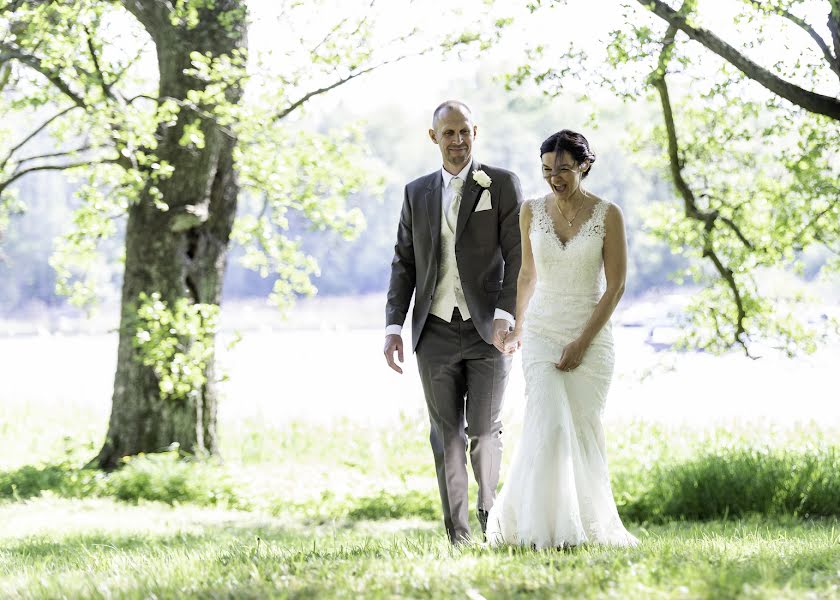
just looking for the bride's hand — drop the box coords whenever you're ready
[502,328,522,354]
[556,339,587,371]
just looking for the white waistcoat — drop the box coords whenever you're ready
[429,207,471,321]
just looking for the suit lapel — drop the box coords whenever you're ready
[424,172,442,267]
[455,160,482,242]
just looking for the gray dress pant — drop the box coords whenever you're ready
[415,308,513,543]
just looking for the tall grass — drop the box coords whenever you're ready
[2,420,839,524]
[622,445,840,522]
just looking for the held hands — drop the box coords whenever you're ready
[492,319,514,353]
[501,327,522,355]
[556,338,587,371]
[383,334,404,374]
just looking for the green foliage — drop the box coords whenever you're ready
[0,186,23,245]
[0,0,383,317]
[624,445,840,522]
[232,116,375,308]
[133,292,220,401]
[0,452,240,508]
[518,0,840,353]
[2,0,510,316]
[108,451,240,507]
[0,462,101,502]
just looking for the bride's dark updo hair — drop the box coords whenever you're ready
[540,130,596,179]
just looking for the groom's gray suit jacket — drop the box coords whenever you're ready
[387,160,523,350]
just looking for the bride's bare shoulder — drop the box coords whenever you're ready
[524,194,549,207]
[586,192,608,207]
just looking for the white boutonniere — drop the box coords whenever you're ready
[472,169,492,188]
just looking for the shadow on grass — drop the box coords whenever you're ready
[1,522,298,566]
[5,511,840,599]
[188,524,840,599]
[346,489,439,521]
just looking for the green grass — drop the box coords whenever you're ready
[3,405,840,597]
[2,500,839,599]
[4,419,840,525]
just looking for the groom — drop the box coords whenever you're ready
[383,100,523,543]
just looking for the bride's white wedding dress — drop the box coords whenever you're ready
[486,194,638,549]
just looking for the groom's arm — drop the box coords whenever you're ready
[385,185,416,334]
[384,186,416,373]
[496,171,524,317]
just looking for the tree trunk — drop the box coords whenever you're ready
[96,1,246,469]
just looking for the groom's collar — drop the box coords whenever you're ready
[440,162,473,188]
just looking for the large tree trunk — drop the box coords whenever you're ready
[96,1,246,469]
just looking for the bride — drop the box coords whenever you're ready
[486,129,638,549]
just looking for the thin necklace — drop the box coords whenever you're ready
[554,193,585,227]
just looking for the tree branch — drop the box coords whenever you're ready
[13,144,107,171]
[652,25,751,353]
[0,159,116,195]
[792,197,840,243]
[272,55,412,122]
[111,45,147,95]
[0,105,80,171]
[309,0,375,55]
[83,24,114,100]
[0,43,86,108]
[718,215,754,249]
[127,93,236,139]
[637,0,840,121]
[745,0,840,80]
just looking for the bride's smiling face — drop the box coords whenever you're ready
[542,151,587,200]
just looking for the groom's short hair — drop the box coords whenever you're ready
[432,100,473,128]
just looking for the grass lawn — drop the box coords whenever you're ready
[2,416,840,599]
[3,497,840,599]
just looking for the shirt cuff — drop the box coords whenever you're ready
[385,324,403,336]
[494,308,515,327]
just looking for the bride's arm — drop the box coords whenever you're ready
[578,203,628,348]
[504,201,537,351]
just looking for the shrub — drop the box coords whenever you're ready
[619,445,840,522]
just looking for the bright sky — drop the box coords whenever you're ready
[245,0,837,134]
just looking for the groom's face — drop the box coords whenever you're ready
[429,108,477,172]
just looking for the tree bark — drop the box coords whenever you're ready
[96,1,246,469]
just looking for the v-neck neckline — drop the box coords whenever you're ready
[543,194,599,247]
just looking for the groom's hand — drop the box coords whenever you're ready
[384,334,404,374]
[492,319,513,353]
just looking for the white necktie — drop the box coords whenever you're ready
[446,177,464,231]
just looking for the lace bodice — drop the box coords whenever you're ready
[528,194,609,298]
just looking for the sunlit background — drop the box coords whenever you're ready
[1,1,839,596]
[3,0,836,440]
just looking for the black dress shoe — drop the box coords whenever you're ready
[477,509,489,540]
